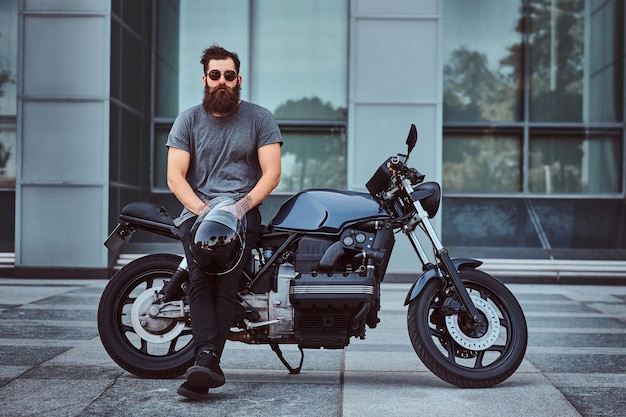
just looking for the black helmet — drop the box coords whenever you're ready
[189,197,247,275]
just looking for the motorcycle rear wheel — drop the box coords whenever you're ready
[407,268,527,388]
[97,254,195,378]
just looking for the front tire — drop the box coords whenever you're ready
[407,268,527,388]
[97,254,195,378]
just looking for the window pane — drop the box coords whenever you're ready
[443,0,522,122]
[177,0,250,112]
[277,130,346,192]
[121,29,151,114]
[443,197,626,250]
[155,0,179,118]
[528,0,623,122]
[0,0,17,190]
[120,108,149,187]
[153,126,169,189]
[529,132,622,193]
[0,0,17,116]
[529,0,584,121]
[443,134,521,193]
[588,0,623,122]
[0,126,15,189]
[251,0,348,120]
[531,198,624,249]
[442,198,540,248]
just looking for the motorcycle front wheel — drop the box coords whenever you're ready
[407,268,527,388]
[97,254,195,378]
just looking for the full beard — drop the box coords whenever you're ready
[202,83,241,116]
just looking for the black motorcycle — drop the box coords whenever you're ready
[98,124,527,388]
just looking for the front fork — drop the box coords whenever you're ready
[402,179,483,323]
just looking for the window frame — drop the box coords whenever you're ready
[443,0,626,200]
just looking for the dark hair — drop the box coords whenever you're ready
[200,44,241,74]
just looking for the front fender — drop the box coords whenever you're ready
[403,258,482,306]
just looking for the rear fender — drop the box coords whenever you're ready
[104,203,180,252]
[403,258,482,306]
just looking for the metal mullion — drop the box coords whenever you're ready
[619,0,626,197]
[277,120,347,134]
[522,0,531,195]
[149,0,157,190]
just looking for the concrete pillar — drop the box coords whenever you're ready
[15,0,111,277]
[348,0,443,272]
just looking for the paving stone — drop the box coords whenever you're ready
[526,316,626,329]
[519,303,600,313]
[220,345,342,372]
[80,378,339,417]
[526,353,626,373]
[0,284,82,306]
[341,372,581,417]
[0,308,97,321]
[20,365,123,380]
[0,323,98,340]
[0,346,71,366]
[0,365,29,380]
[529,333,626,348]
[32,294,101,306]
[344,343,415,352]
[545,371,626,416]
[66,286,109,295]
[0,378,116,417]
[514,294,572,302]
[557,386,626,417]
[44,338,119,368]
[611,294,626,303]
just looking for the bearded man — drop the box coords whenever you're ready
[166,44,282,400]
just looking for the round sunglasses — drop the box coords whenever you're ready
[206,69,238,82]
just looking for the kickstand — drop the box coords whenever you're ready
[270,343,304,375]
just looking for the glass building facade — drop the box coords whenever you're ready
[441,0,625,257]
[0,0,624,277]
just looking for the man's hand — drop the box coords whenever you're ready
[219,203,245,220]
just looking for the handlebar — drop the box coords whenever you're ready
[389,154,425,185]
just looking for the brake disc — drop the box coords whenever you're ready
[130,286,186,343]
[444,294,501,351]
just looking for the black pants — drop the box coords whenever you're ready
[179,207,261,359]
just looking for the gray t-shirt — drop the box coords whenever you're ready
[166,101,282,224]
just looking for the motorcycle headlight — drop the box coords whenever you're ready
[412,182,441,218]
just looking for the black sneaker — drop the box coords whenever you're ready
[186,350,225,388]
[177,382,209,401]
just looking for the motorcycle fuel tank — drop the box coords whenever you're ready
[269,189,389,233]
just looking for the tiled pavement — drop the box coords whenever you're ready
[0,278,625,417]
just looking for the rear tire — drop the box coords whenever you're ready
[97,254,195,378]
[407,268,527,388]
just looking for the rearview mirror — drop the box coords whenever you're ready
[406,124,417,155]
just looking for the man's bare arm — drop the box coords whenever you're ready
[167,147,206,215]
[236,142,281,213]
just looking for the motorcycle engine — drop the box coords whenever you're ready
[236,227,392,350]
[288,236,382,349]
[237,264,297,342]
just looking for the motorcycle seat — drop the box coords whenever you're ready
[121,202,175,225]
[119,202,180,239]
